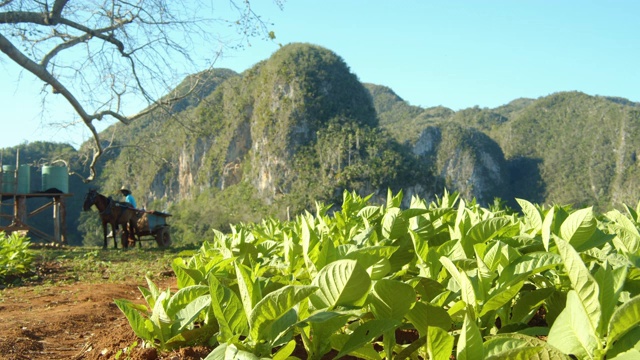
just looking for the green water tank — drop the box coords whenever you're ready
[1,165,14,193]
[17,165,31,193]
[0,165,29,193]
[41,165,69,193]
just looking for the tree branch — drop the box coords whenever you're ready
[0,0,283,182]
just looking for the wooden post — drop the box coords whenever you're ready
[53,196,60,243]
[15,195,27,225]
[59,196,67,244]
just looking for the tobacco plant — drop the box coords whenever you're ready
[116,190,640,359]
[0,231,34,284]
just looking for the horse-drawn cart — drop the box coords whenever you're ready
[135,210,172,247]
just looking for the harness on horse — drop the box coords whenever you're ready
[98,196,134,224]
[99,196,113,216]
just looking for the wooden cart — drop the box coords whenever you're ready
[134,210,171,247]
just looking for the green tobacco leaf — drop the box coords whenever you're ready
[202,344,227,360]
[438,239,468,261]
[301,215,320,276]
[209,275,248,341]
[607,295,640,350]
[482,241,504,273]
[235,262,262,319]
[166,285,209,318]
[402,208,429,219]
[272,339,296,360]
[203,343,265,360]
[475,250,494,304]
[409,229,429,263]
[357,205,381,220]
[484,333,569,359]
[559,207,596,250]
[366,258,391,280]
[172,294,211,333]
[427,326,455,360]
[330,333,382,360]
[310,259,371,310]
[606,210,640,254]
[114,299,153,341]
[165,323,218,349]
[334,319,400,359]
[249,285,317,342]
[608,349,640,360]
[456,312,484,360]
[299,311,351,359]
[382,207,409,240]
[452,199,470,241]
[145,276,161,306]
[547,290,600,359]
[413,277,447,303]
[510,287,555,324]
[466,218,512,244]
[497,252,561,288]
[517,198,543,233]
[171,258,206,287]
[595,265,627,335]
[387,189,403,208]
[479,281,523,317]
[615,201,640,222]
[388,236,418,271]
[542,206,555,251]
[369,279,416,320]
[406,301,452,336]
[149,290,172,344]
[485,346,569,360]
[545,291,567,327]
[345,245,397,269]
[269,308,298,347]
[440,257,477,313]
[606,327,640,359]
[138,286,154,308]
[554,236,601,333]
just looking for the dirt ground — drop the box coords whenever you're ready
[0,262,211,360]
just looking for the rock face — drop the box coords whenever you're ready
[413,124,510,205]
[244,43,377,202]
[104,43,382,207]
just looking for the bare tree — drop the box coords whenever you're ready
[0,0,282,181]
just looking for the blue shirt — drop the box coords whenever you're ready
[125,194,137,208]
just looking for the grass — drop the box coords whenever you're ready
[13,244,201,287]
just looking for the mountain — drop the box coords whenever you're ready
[487,92,640,209]
[4,43,640,245]
[89,43,430,243]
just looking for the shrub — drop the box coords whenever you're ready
[0,231,34,285]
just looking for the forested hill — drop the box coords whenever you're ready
[3,43,640,245]
[367,84,640,209]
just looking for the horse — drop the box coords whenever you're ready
[83,189,139,249]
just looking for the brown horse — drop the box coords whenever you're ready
[83,189,138,249]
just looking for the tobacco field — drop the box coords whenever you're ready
[112,190,640,359]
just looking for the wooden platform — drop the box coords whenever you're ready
[0,192,72,244]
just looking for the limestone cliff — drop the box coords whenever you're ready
[413,124,510,205]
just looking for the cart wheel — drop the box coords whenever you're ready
[163,228,171,247]
[155,231,164,248]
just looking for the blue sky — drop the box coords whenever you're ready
[1,0,639,149]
